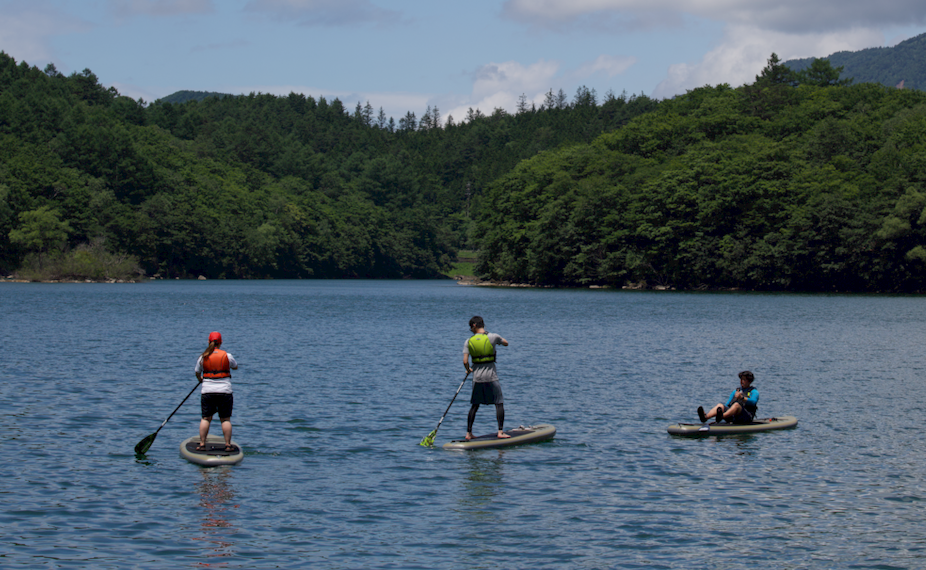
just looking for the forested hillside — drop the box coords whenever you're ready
[4,50,926,291]
[0,51,655,279]
[787,33,926,91]
[476,56,926,291]
[156,90,232,104]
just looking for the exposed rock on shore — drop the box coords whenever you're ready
[455,275,675,290]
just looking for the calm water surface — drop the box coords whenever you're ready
[1,280,924,569]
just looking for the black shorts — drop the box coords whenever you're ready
[471,381,504,405]
[201,393,233,419]
[730,408,755,424]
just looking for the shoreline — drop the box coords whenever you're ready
[453,275,677,290]
[2,276,143,284]
[4,274,911,294]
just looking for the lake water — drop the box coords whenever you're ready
[1,280,924,569]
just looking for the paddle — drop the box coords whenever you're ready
[419,372,469,447]
[134,382,199,455]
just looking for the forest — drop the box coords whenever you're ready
[476,56,926,291]
[2,51,926,291]
[787,32,926,91]
[0,51,654,280]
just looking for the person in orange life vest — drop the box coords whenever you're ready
[194,332,238,451]
[464,316,510,441]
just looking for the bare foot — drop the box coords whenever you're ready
[497,431,511,439]
[465,433,474,440]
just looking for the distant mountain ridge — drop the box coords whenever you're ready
[156,90,233,104]
[786,33,926,90]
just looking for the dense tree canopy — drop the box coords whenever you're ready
[475,77,926,291]
[0,51,654,278]
[3,50,926,291]
[787,32,926,91]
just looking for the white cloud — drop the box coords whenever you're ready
[575,54,637,78]
[243,0,402,27]
[224,83,430,119]
[0,3,89,66]
[471,59,560,100]
[227,55,633,127]
[439,55,639,122]
[503,0,926,34]
[652,25,885,98]
[438,59,560,121]
[107,0,214,18]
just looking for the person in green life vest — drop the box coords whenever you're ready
[698,370,759,424]
[463,316,510,440]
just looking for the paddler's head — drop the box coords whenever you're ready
[208,331,222,347]
[469,316,485,333]
[738,370,754,390]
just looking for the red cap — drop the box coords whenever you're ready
[208,331,222,343]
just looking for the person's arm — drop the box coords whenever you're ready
[195,356,204,383]
[227,353,238,370]
[463,349,472,374]
[725,389,737,408]
[745,389,758,407]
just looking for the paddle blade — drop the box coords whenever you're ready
[135,433,157,455]
[419,430,437,447]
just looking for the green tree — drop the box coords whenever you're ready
[9,206,71,253]
[798,58,852,87]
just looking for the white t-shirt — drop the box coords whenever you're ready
[195,352,237,394]
[464,333,503,383]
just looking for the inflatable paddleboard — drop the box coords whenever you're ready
[443,424,556,450]
[180,435,244,466]
[667,415,798,436]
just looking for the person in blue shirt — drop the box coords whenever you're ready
[698,371,758,424]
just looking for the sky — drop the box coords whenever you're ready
[2,0,926,123]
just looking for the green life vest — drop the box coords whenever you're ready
[468,333,496,364]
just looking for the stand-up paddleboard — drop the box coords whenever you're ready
[443,424,556,450]
[180,435,244,466]
[667,415,797,436]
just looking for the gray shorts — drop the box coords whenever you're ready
[471,381,504,405]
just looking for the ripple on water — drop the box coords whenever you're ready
[2,283,926,568]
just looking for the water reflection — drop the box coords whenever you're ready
[709,434,759,457]
[456,451,508,523]
[193,468,237,567]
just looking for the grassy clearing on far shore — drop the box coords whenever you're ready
[444,250,477,278]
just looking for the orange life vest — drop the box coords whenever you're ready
[202,349,231,379]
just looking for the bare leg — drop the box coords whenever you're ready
[199,416,213,447]
[220,417,232,448]
[720,402,743,422]
[708,404,724,421]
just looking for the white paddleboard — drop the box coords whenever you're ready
[180,434,244,466]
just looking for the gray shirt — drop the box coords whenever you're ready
[464,333,504,383]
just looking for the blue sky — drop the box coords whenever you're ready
[2,0,925,123]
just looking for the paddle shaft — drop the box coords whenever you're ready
[135,381,200,454]
[159,382,200,430]
[432,372,469,434]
